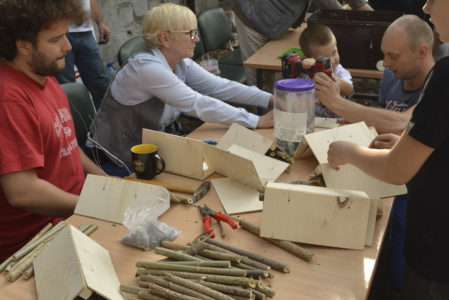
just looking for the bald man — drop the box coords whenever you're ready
[313,15,435,135]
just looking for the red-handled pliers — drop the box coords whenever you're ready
[199,205,237,238]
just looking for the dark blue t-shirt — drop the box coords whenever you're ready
[378,68,420,111]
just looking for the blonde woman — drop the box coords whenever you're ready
[90,3,273,170]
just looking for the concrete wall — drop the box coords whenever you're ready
[95,0,231,64]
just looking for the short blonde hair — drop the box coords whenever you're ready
[142,3,197,48]
[299,24,336,58]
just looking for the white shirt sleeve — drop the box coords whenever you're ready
[334,64,353,85]
[111,52,270,128]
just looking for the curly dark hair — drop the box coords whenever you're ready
[0,0,88,60]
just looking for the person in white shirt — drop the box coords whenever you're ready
[89,3,274,173]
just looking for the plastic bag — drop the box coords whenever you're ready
[119,187,180,250]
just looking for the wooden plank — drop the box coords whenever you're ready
[142,128,214,180]
[75,175,170,224]
[260,182,371,250]
[217,122,273,154]
[211,178,262,214]
[34,225,122,300]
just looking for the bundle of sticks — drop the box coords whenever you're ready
[120,236,290,300]
[0,221,98,282]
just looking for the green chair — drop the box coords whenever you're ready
[197,7,246,83]
[117,36,147,66]
[61,82,96,148]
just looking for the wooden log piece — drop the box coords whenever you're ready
[139,270,256,288]
[164,272,234,300]
[239,219,314,263]
[136,261,247,277]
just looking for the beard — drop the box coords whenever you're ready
[27,47,65,77]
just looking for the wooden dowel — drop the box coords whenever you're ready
[120,284,149,295]
[195,280,254,298]
[0,222,53,273]
[199,249,241,263]
[141,282,199,300]
[250,289,266,300]
[205,238,289,273]
[161,240,188,251]
[164,272,235,300]
[83,223,99,236]
[199,241,271,273]
[7,240,49,281]
[154,247,202,261]
[139,274,214,300]
[22,265,34,280]
[12,221,66,260]
[139,270,256,288]
[136,290,166,300]
[239,219,314,263]
[255,282,276,298]
[158,260,231,268]
[78,223,92,233]
[137,261,247,277]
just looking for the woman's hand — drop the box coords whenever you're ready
[256,109,274,129]
[369,133,400,149]
[327,141,358,170]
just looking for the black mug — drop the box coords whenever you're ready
[130,144,165,179]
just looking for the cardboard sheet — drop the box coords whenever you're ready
[75,175,169,224]
[34,225,122,300]
[211,178,262,214]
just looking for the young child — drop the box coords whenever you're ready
[299,24,353,118]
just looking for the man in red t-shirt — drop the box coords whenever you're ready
[0,0,107,261]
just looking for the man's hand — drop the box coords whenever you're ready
[313,72,341,109]
[369,133,400,149]
[327,141,358,170]
[98,22,110,44]
[256,109,274,129]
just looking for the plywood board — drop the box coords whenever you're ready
[217,122,273,154]
[321,164,407,199]
[34,225,122,300]
[203,145,264,191]
[212,178,262,214]
[75,175,169,224]
[260,182,371,250]
[142,128,214,180]
[227,144,289,182]
[315,117,339,129]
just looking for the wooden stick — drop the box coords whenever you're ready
[12,221,66,260]
[137,261,247,277]
[83,223,99,236]
[199,249,241,263]
[4,260,16,273]
[78,223,92,233]
[141,282,199,300]
[7,240,49,281]
[157,260,231,268]
[139,274,214,300]
[200,241,272,273]
[120,284,149,295]
[250,289,266,300]
[22,265,34,280]
[0,222,53,273]
[136,290,166,300]
[161,240,188,251]
[183,241,209,256]
[139,270,256,288]
[255,281,276,298]
[164,272,235,300]
[239,219,314,263]
[154,247,202,261]
[195,280,254,298]
[205,238,289,273]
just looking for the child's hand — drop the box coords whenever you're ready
[301,58,316,69]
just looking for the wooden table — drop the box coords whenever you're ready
[0,123,392,299]
[243,24,384,88]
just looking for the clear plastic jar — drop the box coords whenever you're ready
[274,78,315,156]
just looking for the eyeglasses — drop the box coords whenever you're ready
[175,28,199,40]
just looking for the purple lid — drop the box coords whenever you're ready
[274,78,315,92]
